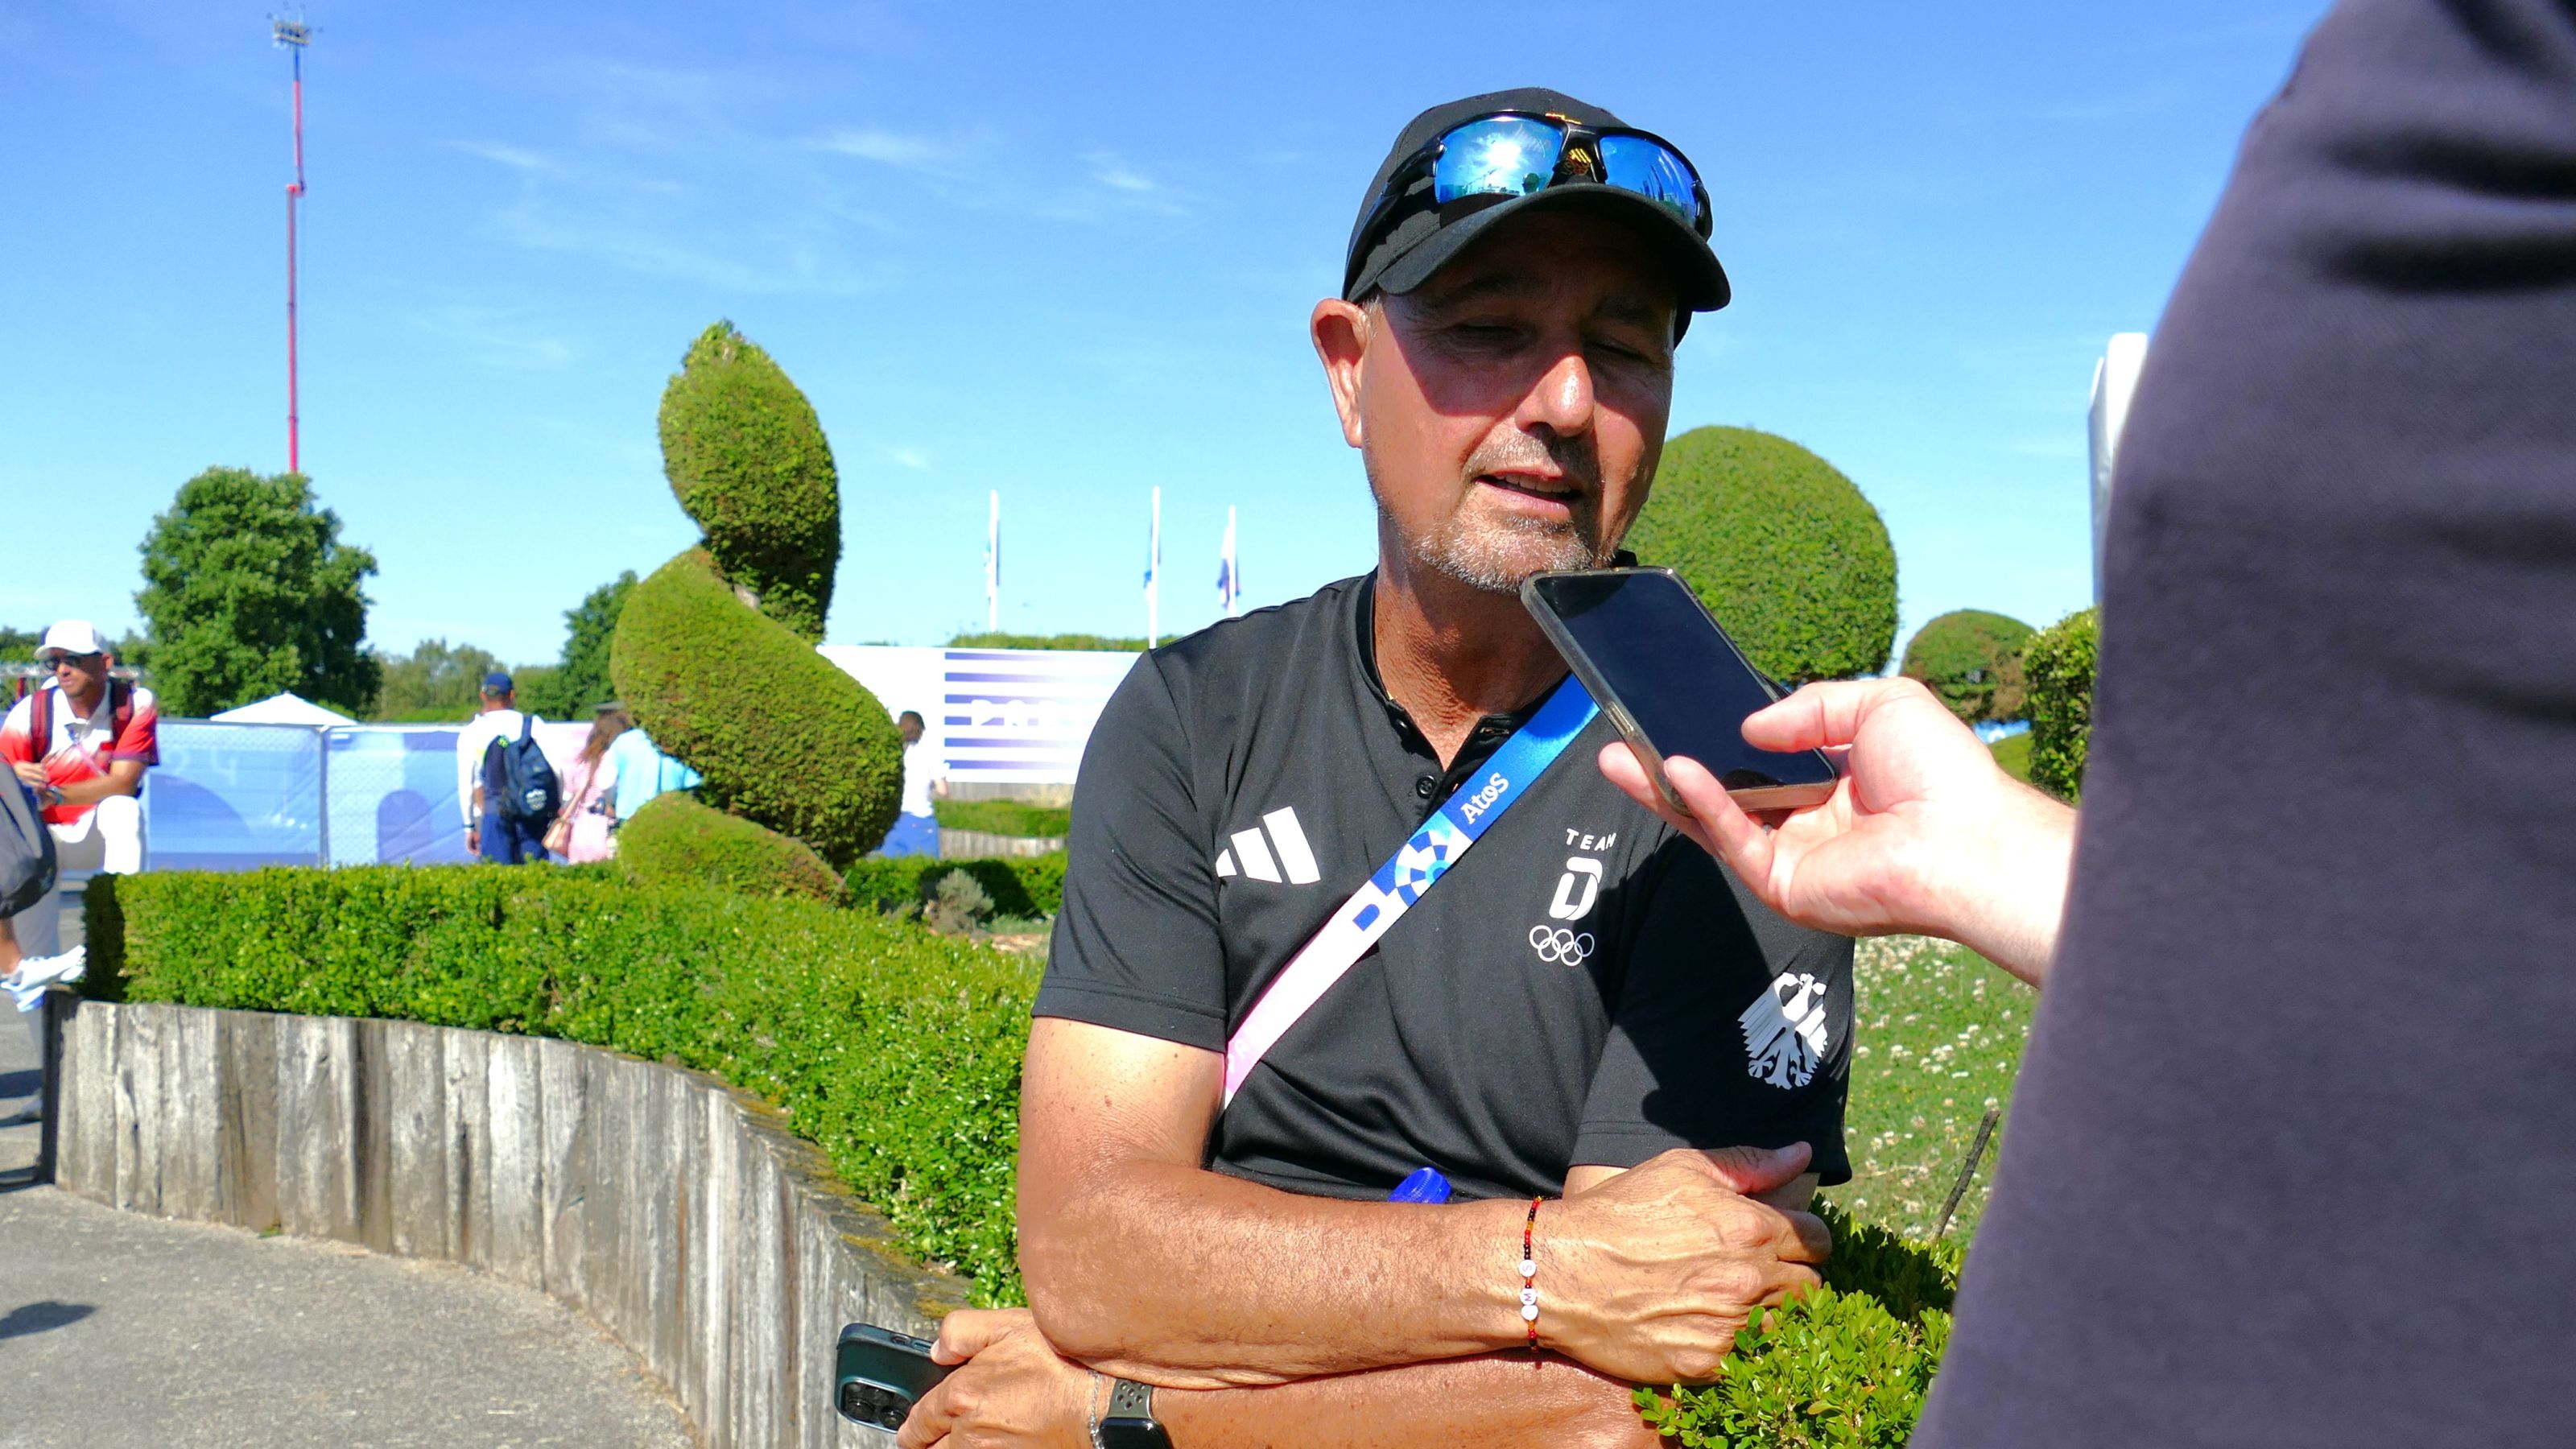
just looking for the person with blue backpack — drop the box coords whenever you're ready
[453,671,560,865]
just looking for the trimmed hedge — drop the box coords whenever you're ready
[1635,1205,1959,1446]
[610,547,902,869]
[88,861,1969,1439]
[932,799,1071,840]
[1899,609,2035,725]
[846,852,1067,920]
[85,867,1033,1303]
[658,321,840,643]
[945,632,1144,653]
[2022,607,2098,800]
[615,791,841,902]
[1623,426,1898,683]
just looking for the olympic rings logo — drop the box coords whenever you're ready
[1529,925,1596,965]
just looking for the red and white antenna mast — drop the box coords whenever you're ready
[272,15,312,475]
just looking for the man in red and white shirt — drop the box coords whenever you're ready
[1,620,157,960]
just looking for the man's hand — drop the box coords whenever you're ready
[1597,677,2074,985]
[465,827,481,856]
[898,1309,1092,1449]
[1543,1145,1830,1385]
[10,761,45,788]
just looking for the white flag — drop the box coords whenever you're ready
[1216,506,1241,618]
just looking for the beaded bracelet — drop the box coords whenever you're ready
[1519,1197,1542,1356]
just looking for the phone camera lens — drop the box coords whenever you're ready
[880,1404,907,1430]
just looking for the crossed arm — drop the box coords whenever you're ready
[899,1018,1826,1447]
[7,758,143,807]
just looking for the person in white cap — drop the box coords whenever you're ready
[1,620,158,964]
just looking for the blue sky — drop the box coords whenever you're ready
[2,0,2330,668]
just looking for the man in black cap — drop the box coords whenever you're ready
[899,90,1844,1447]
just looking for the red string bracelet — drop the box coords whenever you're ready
[1520,1197,1542,1356]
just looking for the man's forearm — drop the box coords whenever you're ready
[1027,1160,1530,1386]
[52,764,142,807]
[1155,1353,1658,1449]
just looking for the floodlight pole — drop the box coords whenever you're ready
[275,19,312,475]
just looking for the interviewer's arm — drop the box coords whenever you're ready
[1017,1018,1826,1389]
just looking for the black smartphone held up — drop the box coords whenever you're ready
[835,1323,951,1433]
[1522,567,1841,815]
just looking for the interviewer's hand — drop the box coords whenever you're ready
[1542,1144,1831,1385]
[10,762,45,789]
[1598,677,2073,985]
[898,1308,1092,1449]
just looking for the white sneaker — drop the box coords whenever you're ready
[6,945,83,1013]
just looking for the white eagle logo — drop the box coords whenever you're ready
[1739,972,1830,1090]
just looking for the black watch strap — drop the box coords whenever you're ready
[1097,1377,1170,1449]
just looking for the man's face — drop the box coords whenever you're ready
[1316,208,1679,592]
[898,717,924,745]
[48,652,106,699]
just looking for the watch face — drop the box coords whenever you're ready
[1095,1420,1171,1449]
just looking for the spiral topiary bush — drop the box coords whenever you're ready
[658,321,842,642]
[1623,426,1898,683]
[1900,609,2035,724]
[613,322,903,875]
[614,548,901,869]
[615,791,842,902]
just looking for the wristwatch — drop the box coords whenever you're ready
[1095,1378,1170,1449]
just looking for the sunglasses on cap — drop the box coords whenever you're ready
[1356,111,1711,256]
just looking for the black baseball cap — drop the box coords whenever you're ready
[1342,87,1731,322]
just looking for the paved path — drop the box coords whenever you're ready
[1,1001,699,1448]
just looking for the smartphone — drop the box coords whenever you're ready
[1522,567,1841,814]
[835,1323,951,1432]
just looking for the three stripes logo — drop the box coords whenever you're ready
[1215,807,1323,885]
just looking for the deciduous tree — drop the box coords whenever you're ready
[134,468,380,716]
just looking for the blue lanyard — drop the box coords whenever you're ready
[1222,675,1601,1104]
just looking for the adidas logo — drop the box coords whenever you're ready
[1214,807,1321,885]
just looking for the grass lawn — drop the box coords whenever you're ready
[1989,731,2033,782]
[935,799,1073,839]
[1825,935,2036,1243]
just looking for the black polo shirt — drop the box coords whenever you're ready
[1035,572,1852,1202]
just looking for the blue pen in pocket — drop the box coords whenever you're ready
[1388,1166,1452,1203]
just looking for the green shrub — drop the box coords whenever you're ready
[944,632,1146,653]
[658,322,840,643]
[1623,427,1898,683]
[610,548,902,867]
[615,791,841,902]
[1634,1204,1959,1447]
[845,853,1067,920]
[89,866,1034,1302]
[1899,610,2034,725]
[2022,607,2098,801]
[932,799,1071,839]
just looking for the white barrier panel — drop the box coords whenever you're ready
[821,645,1141,786]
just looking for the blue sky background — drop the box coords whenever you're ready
[2,0,2330,669]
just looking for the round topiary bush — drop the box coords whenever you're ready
[658,320,840,644]
[1900,609,2035,725]
[612,548,902,869]
[1623,426,1897,683]
[613,791,843,902]
[2022,606,2099,801]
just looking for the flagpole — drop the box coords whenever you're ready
[985,490,1000,632]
